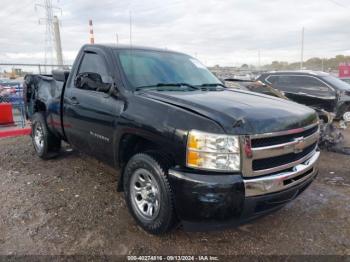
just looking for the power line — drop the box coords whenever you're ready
[35,0,62,69]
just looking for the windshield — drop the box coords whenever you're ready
[115,49,221,90]
[322,75,350,91]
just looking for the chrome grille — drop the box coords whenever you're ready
[241,122,320,178]
[251,125,319,148]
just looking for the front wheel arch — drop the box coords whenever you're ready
[116,133,174,192]
[123,152,177,234]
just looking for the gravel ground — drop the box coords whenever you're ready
[0,131,349,256]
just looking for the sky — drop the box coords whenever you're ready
[0,0,349,67]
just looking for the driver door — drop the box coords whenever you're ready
[64,50,120,162]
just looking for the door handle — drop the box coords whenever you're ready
[70,96,79,105]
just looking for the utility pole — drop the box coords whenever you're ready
[300,27,304,70]
[258,49,261,71]
[53,16,63,66]
[36,0,62,70]
[116,33,119,46]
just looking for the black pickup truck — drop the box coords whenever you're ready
[24,44,320,234]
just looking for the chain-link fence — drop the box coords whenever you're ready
[0,63,71,76]
[0,63,71,135]
[0,80,26,128]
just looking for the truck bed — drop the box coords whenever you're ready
[24,70,70,138]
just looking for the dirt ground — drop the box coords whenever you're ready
[0,130,349,256]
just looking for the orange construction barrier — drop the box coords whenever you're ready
[0,103,14,125]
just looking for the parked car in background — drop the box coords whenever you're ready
[257,71,350,123]
[0,80,22,102]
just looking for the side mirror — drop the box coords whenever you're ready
[74,72,112,92]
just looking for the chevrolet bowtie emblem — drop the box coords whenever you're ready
[293,137,306,153]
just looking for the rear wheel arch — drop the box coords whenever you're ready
[34,100,47,114]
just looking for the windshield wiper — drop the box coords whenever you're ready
[198,83,226,88]
[135,83,199,91]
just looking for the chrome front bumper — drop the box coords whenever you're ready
[244,150,320,197]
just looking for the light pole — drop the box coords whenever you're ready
[300,27,304,70]
[129,11,132,47]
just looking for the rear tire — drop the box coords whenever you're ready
[31,112,61,159]
[123,153,176,234]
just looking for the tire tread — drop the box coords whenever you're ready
[123,152,177,234]
[31,112,61,159]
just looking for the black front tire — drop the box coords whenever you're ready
[31,112,61,159]
[123,152,177,235]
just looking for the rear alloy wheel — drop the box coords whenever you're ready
[124,153,176,234]
[33,123,44,153]
[31,112,61,159]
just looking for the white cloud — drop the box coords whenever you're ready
[0,0,349,66]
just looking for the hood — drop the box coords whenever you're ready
[138,89,318,134]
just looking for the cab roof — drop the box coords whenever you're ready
[82,43,185,55]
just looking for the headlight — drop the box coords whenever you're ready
[186,130,240,172]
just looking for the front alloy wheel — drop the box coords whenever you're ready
[130,168,161,221]
[123,153,177,234]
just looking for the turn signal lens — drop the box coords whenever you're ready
[187,151,200,166]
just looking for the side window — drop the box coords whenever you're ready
[293,76,333,97]
[78,52,108,75]
[265,75,278,84]
[77,52,110,83]
[270,75,334,97]
[273,76,298,92]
